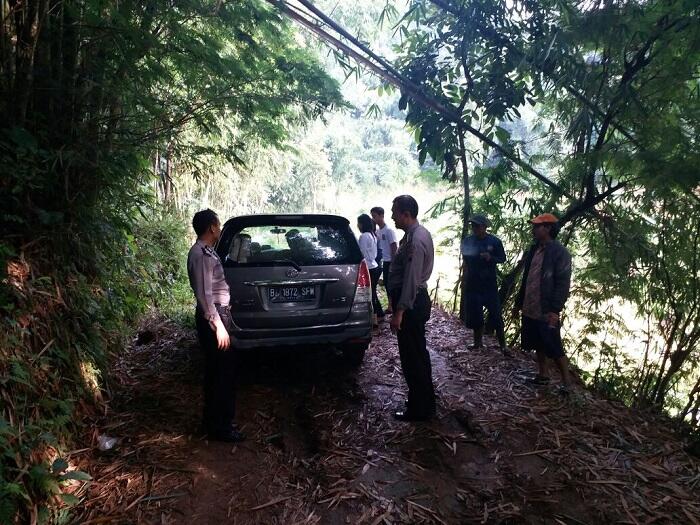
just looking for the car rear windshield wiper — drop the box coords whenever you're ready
[270,259,302,272]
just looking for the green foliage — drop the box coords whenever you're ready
[0,200,192,521]
[575,189,700,411]
[389,0,700,426]
[0,0,344,521]
[163,104,424,222]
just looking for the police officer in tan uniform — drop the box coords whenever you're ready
[387,195,436,421]
[187,209,244,442]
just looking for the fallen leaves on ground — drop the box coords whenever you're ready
[71,308,700,524]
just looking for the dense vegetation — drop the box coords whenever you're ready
[1,0,699,522]
[381,0,700,419]
[0,1,343,521]
[287,0,700,424]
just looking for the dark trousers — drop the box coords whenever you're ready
[369,266,384,318]
[392,288,435,416]
[465,289,506,346]
[195,307,237,433]
[521,316,565,359]
[382,262,392,308]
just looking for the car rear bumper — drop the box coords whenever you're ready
[228,318,373,349]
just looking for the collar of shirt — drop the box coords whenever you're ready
[197,239,219,258]
[404,221,420,236]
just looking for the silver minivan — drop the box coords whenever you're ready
[215,214,373,364]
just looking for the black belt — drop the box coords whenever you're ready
[195,303,231,318]
[388,287,429,301]
[389,286,428,293]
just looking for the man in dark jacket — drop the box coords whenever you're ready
[460,214,509,355]
[513,213,572,393]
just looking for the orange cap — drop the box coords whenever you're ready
[530,213,559,224]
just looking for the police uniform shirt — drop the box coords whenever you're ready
[187,239,230,323]
[387,222,434,311]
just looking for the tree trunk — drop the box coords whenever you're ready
[653,346,692,407]
[457,125,470,322]
[680,375,700,423]
[11,0,44,127]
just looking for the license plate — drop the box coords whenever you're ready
[268,285,315,303]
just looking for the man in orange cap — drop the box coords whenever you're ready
[513,213,573,394]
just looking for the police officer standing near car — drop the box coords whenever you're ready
[187,209,245,442]
[388,195,436,421]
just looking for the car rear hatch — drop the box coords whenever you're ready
[217,215,362,329]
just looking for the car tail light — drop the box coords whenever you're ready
[353,260,371,304]
[357,260,370,288]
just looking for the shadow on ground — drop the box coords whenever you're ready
[71,310,700,524]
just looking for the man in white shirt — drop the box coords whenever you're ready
[371,206,398,314]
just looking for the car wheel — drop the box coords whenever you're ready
[341,344,367,366]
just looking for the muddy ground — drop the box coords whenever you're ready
[71,309,700,524]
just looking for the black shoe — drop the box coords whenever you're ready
[393,410,433,422]
[467,343,483,350]
[501,346,513,357]
[208,428,246,443]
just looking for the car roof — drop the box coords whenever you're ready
[222,214,351,229]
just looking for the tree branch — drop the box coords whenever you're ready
[270,0,573,198]
[424,0,643,150]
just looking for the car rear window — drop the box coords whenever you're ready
[221,223,360,267]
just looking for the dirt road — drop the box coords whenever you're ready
[73,310,700,524]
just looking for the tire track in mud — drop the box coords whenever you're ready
[79,310,675,524]
[172,318,505,525]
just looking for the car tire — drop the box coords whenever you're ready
[341,344,367,366]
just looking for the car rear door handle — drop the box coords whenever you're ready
[243,278,340,286]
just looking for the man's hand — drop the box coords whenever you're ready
[210,319,231,350]
[546,312,560,328]
[480,252,492,262]
[390,309,404,335]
